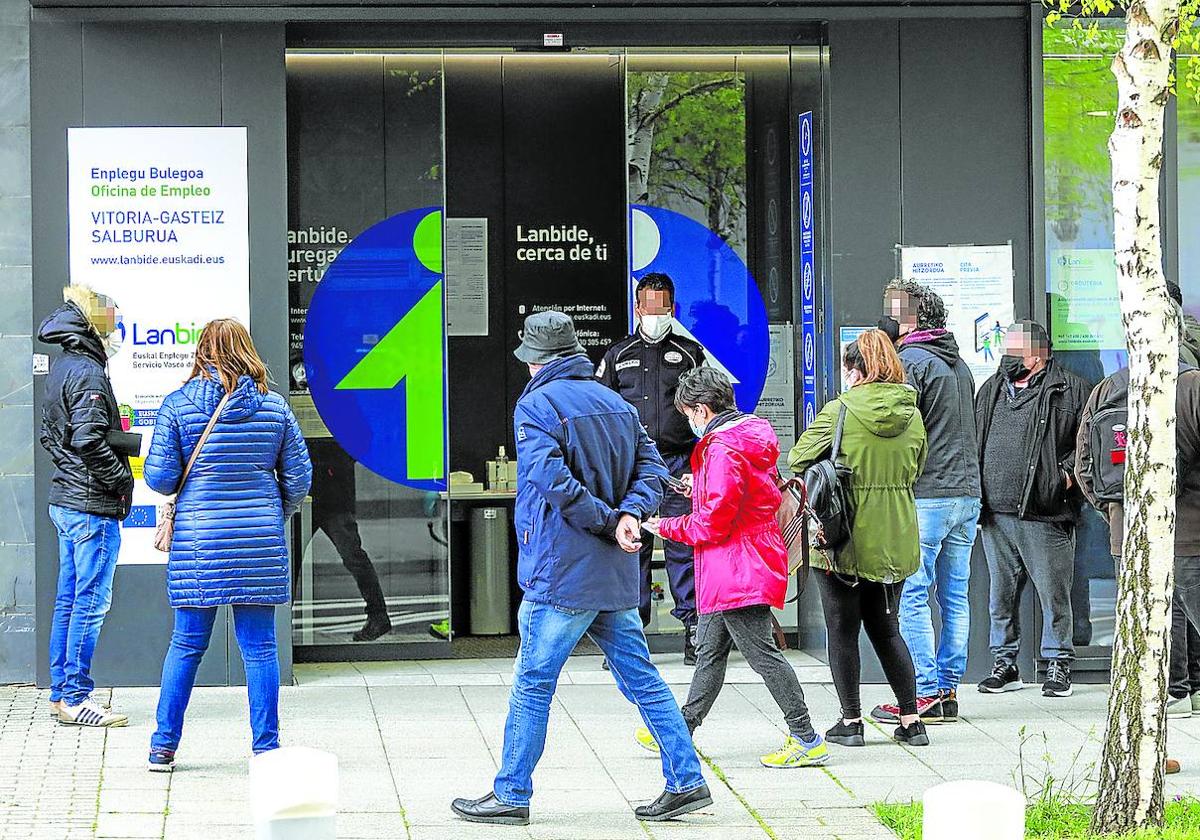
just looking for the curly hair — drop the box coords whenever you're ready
[885,278,948,331]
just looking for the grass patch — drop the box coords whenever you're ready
[873,797,1200,839]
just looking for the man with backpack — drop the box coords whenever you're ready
[870,280,980,726]
[975,321,1089,698]
[1076,313,1200,734]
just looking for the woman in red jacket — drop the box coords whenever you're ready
[636,368,827,768]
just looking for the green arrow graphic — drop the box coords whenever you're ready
[335,281,445,481]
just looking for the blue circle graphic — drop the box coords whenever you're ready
[631,205,770,412]
[304,208,447,491]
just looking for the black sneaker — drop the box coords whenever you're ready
[1042,660,1073,698]
[894,720,930,746]
[683,624,698,666]
[825,719,865,747]
[940,690,959,722]
[353,614,392,642]
[634,785,712,821]
[978,660,1022,693]
[147,748,176,773]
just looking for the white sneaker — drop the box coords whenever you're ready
[50,695,111,718]
[58,698,128,728]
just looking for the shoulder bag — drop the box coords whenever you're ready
[154,393,230,552]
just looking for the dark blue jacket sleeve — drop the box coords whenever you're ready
[618,416,668,519]
[516,397,619,534]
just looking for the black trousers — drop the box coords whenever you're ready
[818,573,918,720]
[296,512,388,621]
[1171,587,1200,699]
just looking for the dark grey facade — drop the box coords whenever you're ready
[0,0,33,685]
[5,1,1050,686]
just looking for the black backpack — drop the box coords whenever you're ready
[801,402,855,553]
[1088,363,1196,504]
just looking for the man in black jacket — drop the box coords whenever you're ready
[870,281,980,726]
[975,320,1088,699]
[38,285,134,728]
[597,273,706,663]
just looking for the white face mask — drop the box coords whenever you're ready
[639,314,672,341]
[102,329,123,360]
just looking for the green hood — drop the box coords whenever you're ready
[839,382,919,439]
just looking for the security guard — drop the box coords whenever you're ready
[597,273,706,663]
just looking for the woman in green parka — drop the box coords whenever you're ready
[789,330,929,749]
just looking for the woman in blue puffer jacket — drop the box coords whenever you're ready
[143,319,312,771]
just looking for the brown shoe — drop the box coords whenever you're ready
[1167,758,1181,775]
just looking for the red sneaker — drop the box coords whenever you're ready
[869,695,943,724]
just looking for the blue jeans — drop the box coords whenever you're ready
[152,605,280,754]
[898,496,981,697]
[494,599,704,807]
[48,505,121,706]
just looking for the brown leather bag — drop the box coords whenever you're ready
[154,393,230,552]
[775,475,810,595]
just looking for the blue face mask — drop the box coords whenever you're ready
[686,410,706,438]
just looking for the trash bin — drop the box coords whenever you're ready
[470,507,512,635]
[249,746,338,840]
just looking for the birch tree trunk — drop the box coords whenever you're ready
[1092,0,1181,831]
[628,73,669,203]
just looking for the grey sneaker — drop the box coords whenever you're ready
[1192,692,1200,715]
[1168,695,1194,719]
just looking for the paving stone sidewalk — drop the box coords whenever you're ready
[7,653,1200,840]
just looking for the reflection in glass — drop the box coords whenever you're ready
[286,53,451,647]
[1043,22,1125,647]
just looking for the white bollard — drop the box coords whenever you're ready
[923,780,1024,840]
[249,747,339,840]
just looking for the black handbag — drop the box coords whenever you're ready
[801,402,854,554]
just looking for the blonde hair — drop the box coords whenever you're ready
[188,319,270,395]
[844,329,906,385]
[62,284,112,337]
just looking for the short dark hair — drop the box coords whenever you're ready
[674,367,735,413]
[1008,319,1051,356]
[885,278,947,330]
[636,273,675,303]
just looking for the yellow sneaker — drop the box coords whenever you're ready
[634,726,660,754]
[760,735,829,768]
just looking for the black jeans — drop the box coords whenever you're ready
[680,605,816,741]
[818,573,918,720]
[1169,593,1200,700]
[316,512,388,620]
[1173,556,1200,698]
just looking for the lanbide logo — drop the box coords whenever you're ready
[117,320,202,346]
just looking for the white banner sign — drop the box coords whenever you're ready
[68,126,251,565]
[900,244,1015,389]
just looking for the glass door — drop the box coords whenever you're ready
[286,52,452,653]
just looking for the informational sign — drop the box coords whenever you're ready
[445,217,490,336]
[1049,248,1125,351]
[798,111,818,428]
[503,56,627,361]
[838,326,872,392]
[757,323,796,458]
[899,244,1015,388]
[67,126,250,564]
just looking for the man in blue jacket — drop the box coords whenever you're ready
[452,311,710,827]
